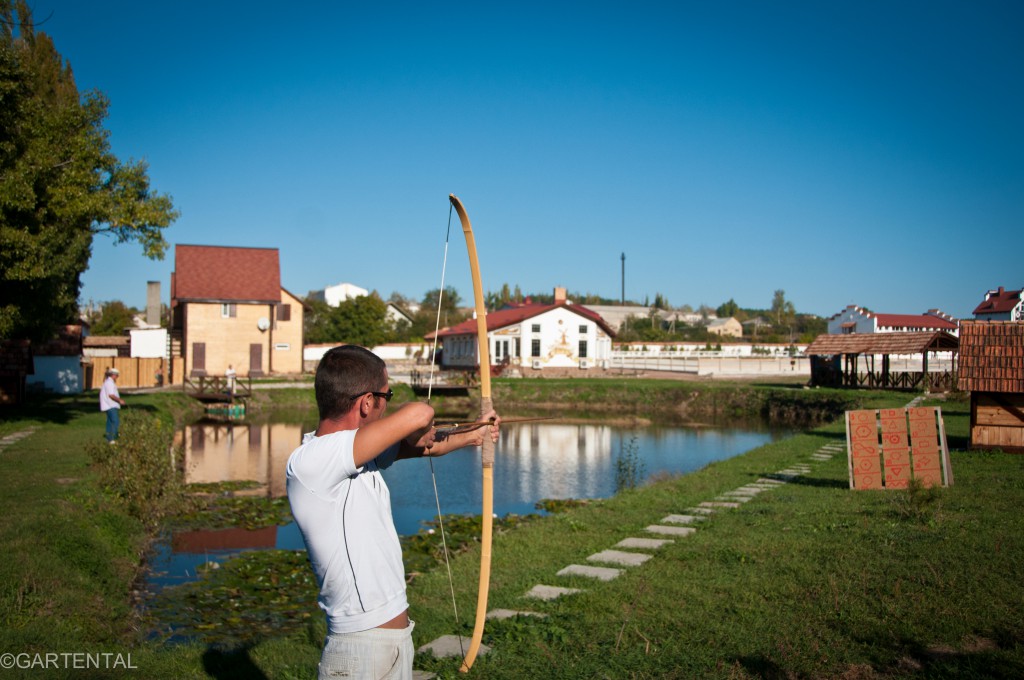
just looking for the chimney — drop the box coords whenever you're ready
[554,286,567,304]
[147,281,161,326]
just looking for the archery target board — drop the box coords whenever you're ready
[845,407,953,490]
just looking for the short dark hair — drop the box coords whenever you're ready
[315,345,387,421]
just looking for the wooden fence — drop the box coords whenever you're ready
[87,357,185,389]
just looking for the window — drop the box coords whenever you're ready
[531,324,541,333]
[579,325,587,334]
[579,340,588,358]
[221,303,237,318]
[274,343,290,351]
[531,339,541,357]
[278,303,291,322]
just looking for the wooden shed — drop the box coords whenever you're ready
[957,320,1024,452]
[805,331,959,391]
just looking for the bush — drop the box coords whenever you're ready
[86,410,188,528]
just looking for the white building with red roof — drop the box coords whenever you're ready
[972,286,1024,321]
[171,245,304,377]
[433,288,616,371]
[826,305,959,336]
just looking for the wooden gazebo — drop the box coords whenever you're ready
[805,331,959,391]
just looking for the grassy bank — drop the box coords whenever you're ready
[1,383,1022,678]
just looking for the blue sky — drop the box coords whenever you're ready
[38,1,1023,319]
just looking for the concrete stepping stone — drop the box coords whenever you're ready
[558,564,622,581]
[645,524,697,537]
[615,537,673,549]
[588,550,652,567]
[715,495,752,503]
[418,635,490,659]
[525,584,581,600]
[487,608,547,620]
[756,478,785,485]
[700,501,740,509]
[661,514,707,524]
[732,486,767,494]
[685,506,716,514]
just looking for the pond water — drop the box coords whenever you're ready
[148,418,788,592]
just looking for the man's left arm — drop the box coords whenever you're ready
[397,410,500,460]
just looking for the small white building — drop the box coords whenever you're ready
[434,289,616,370]
[708,317,743,338]
[973,286,1024,321]
[827,305,959,336]
[308,282,369,307]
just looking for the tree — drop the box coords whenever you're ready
[716,299,739,318]
[0,2,178,341]
[304,294,390,347]
[88,300,136,336]
[771,289,796,325]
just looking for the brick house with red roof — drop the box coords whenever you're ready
[973,286,1024,321]
[433,287,615,371]
[171,245,304,377]
[826,305,959,336]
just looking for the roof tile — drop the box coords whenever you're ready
[173,245,281,302]
[957,320,1024,393]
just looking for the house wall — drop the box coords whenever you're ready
[827,308,876,334]
[185,302,276,377]
[442,307,612,370]
[272,288,304,374]
[130,328,168,358]
[708,318,743,338]
[26,356,83,394]
[970,392,1024,451]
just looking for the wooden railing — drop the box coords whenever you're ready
[183,375,252,402]
[847,369,957,392]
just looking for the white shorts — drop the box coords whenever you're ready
[319,621,415,680]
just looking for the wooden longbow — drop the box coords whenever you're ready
[449,193,493,673]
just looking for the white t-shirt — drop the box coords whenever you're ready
[285,429,408,634]
[99,377,120,412]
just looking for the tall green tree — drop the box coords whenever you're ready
[716,298,739,318]
[0,2,178,341]
[87,300,136,336]
[771,289,796,325]
[304,294,390,347]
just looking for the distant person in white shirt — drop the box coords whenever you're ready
[225,364,236,395]
[286,345,499,679]
[99,367,126,443]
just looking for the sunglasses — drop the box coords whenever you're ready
[356,389,393,402]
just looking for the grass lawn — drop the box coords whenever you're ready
[0,386,1021,678]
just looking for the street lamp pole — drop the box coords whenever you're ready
[620,252,626,305]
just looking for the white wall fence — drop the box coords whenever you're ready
[609,353,810,376]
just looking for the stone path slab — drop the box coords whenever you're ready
[0,427,37,453]
[662,514,707,524]
[525,584,581,600]
[700,501,740,509]
[558,564,622,581]
[615,537,673,549]
[487,608,547,620]
[418,635,490,659]
[685,506,717,514]
[645,525,697,537]
[588,549,652,567]
[716,495,752,503]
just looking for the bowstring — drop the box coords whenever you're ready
[427,201,463,652]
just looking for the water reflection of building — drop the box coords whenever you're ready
[177,421,305,496]
[500,424,613,501]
